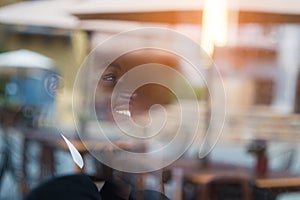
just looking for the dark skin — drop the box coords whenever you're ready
[94,49,179,199]
[95,49,179,123]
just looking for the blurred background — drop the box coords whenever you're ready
[0,0,300,200]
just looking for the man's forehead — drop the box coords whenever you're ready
[113,49,179,69]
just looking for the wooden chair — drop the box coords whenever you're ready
[186,174,253,200]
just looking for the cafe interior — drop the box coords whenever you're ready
[0,0,300,199]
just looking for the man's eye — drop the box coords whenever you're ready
[102,74,117,85]
[103,75,115,81]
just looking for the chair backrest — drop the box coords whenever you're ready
[279,147,296,171]
[210,176,252,200]
[197,175,253,200]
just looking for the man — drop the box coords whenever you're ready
[25,49,180,200]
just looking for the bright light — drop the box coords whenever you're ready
[201,0,228,56]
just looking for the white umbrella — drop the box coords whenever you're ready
[0,49,56,70]
[0,49,58,78]
[70,0,300,24]
[0,0,78,29]
[0,50,58,107]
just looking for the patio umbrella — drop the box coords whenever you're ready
[69,0,300,24]
[0,49,58,113]
[0,49,56,71]
[0,0,78,29]
[0,49,58,93]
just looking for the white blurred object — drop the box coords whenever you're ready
[0,49,56,70]
[61,134,84,169]
[0,0,78,29]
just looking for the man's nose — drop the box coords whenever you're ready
[115,91,137,104]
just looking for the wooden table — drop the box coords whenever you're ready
[166,157,300,199]
[256,176,300,194]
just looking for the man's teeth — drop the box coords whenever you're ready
[115,110,131,117]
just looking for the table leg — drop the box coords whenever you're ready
[20,137,29,195]
[40,144,55,178]
[172,168,183,200]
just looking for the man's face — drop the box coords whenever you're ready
[95,49,178,122]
